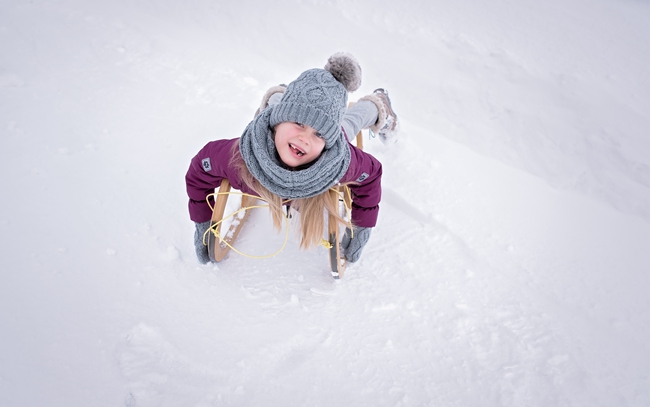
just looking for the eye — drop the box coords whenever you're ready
[294,122,304,128]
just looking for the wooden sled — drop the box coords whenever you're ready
[329,104,364,279]
[327,183,354,279]
[207,108,364,278]
[207,179,257,262]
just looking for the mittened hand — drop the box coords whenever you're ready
[194,221,212,264]
[340,226,372,263]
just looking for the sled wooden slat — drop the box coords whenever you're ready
[328,107,363,278]
[328,188,347,279]
[354,125,363,150]
[208,179,255,262]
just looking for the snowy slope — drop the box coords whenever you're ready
[1,0,650,406]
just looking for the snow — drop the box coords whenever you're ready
[1,0,650,405]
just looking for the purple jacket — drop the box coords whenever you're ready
[185,138,382,228]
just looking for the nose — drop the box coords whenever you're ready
[297,130,309,144]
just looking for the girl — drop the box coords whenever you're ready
[185,53,398,264]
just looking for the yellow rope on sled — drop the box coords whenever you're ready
[203,185,353,259]
[319,238,333,249]
[202,191,291,259]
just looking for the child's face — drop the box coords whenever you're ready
[274,122,326,168]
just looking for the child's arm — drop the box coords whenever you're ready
[338,145,382,262]
[343,145,383,228]
[185,138,240,223]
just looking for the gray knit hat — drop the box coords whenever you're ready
[270,53,362,148]
[239,53,363,199]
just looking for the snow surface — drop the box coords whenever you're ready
[2,0,650,406]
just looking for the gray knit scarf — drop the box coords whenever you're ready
[239,108,351,199]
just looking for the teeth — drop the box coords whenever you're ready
[290,143,304,156]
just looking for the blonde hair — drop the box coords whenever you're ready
[230,143,349,249]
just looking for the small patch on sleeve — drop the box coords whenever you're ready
[356,172,369,183]
[201,157,212,172]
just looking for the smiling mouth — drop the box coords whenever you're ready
[289,143,305,157]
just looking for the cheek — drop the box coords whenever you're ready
[313,138,326,155]
[273,130,286,148]
[273,126,294,145]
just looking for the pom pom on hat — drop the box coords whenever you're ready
[324,52,362,92]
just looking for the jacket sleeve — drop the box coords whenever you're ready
[185,138,240,223]
[342,144,383,228]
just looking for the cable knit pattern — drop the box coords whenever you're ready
[270,68,348,149]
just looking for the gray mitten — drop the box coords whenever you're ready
[340,226,372,263]
[194,221,212,264]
